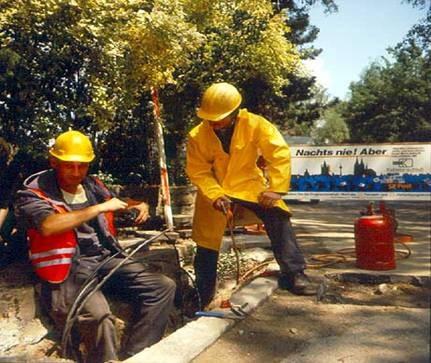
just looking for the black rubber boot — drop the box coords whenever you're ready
[278,272,316,295]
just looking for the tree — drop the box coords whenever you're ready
[345,54,430,142]
[264,0,338,133]
[102,0,302,184]
[156,0,302,183]
[0,1,99,152]
[344,5,430,142]
[0,0,318,186]
[158,1,340,183]
[311,102,349,144]
[0,0,204,183]
[403,0,430,9]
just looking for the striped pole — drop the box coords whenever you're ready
[151,86,174,229]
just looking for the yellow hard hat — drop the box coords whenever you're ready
[197,82,242,121]
[49,130,95,162]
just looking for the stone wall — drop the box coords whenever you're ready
[115,184,196,216]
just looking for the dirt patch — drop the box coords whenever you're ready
[318,274,431,309]
[2,337,68,363]
[0,240,195,362]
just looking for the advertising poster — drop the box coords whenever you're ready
[285,143,431,201]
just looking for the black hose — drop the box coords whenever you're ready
[165,234,202,318]
[61,228,172,358]
[61,250,126,360]
[180,266,202,312]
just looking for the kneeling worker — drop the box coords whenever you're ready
[15,130,175,362]
[186,82,315,308]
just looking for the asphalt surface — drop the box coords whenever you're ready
[192,289,430,363]
[127,200,430,363]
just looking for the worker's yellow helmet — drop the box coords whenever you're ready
[49,130,95,162]
[197,82,242,122]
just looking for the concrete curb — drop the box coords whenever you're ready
[124,277,278,363]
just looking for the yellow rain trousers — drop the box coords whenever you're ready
[186,109,292,251]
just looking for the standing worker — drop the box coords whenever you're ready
[15,130,176,362]
[186,82,315,308]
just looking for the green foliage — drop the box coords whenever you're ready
[157,0,303,183]
[0,0,118,151]
[342,3,430,143]
[344,32,430,142]
[272,0,338,55]
[160,1,336,169]
[92,170,116,187]
[0,0,204,184]
[403,0,430,9]
[100,0,303,184]
[119,0,204,95]
[0,0,330,188]
[181,0,300,91]
[261,0,339,133]
[99,94,161,185]
[311,104,349,144]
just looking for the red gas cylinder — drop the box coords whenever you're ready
[354,203,396,271]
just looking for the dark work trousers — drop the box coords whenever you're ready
[194,199,306,307]
[41,254,176,363]
[194,246,220,308]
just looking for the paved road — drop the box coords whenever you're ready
[291,200,431,276]
[194,200,431,363]
[192,290,430,363]
[127,200,430,363]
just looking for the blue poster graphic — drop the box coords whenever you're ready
[286,143,431,201]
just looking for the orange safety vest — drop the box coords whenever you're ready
[27,185,116,284]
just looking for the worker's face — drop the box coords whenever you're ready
[208,114,236,130]
[50,158,89,192]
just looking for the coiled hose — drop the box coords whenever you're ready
[61,228,172,360]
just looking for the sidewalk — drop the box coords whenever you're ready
[125,200,430,363]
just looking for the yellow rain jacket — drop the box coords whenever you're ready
[186,108,292,251]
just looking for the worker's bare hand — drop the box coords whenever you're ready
[258,191,281,209]
[99,198,128,213]
[213,196,232,213]
[130,202,150,224]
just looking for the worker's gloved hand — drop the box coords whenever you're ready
[258,191,281,209]
[213,196,232,213]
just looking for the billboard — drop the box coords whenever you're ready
[285,143,431,201]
